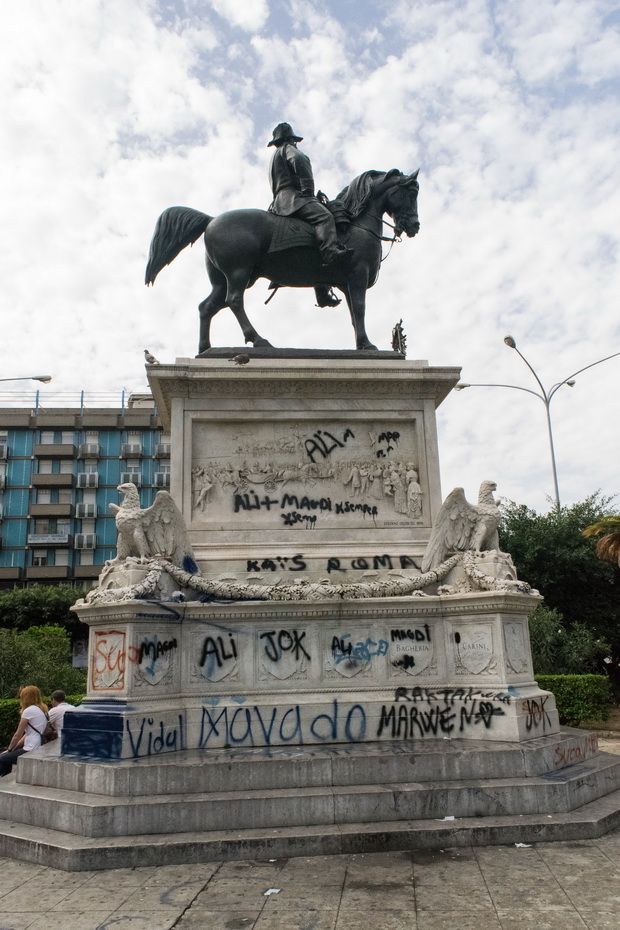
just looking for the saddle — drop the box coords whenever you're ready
[268,197,350,255]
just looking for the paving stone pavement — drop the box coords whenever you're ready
[4,830,620,930]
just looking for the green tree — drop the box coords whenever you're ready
[499,493,620,681]
[0,584,85,640]
[0,625,86,700]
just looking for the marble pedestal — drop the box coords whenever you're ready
[148,354,460,581]
[66,589,558,760]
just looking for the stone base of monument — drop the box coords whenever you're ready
[1,730,620,871]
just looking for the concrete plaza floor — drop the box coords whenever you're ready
[1,736,619,930]
[3,834,620,930]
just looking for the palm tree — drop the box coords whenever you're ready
[583,517,620,567]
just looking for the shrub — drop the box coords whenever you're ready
[537,674,614,726]
[529,605,609,675]
[0,694,84,749]
[0,625,87,701]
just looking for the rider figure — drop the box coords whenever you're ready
[267,122,353,271]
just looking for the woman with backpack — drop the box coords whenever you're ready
[0,686,50,777]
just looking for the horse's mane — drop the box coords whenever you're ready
[336,169,405,219]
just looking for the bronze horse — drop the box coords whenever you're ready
[145,168,420,352]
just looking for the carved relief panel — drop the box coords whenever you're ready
[190,418,425,531]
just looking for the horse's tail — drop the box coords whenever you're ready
[145,207,213,285]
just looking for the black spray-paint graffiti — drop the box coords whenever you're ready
[523,695,552,732]
[390,626,432,670]
[377,700,505,739]
[244,553,420,573]
[394,686,512,705]
[260,629,311,663]
[199,633,238,676]
[246,555,307,572]
[199,699,367,748]
[375,430,401,458]
[304,428,355,463]
[326,554,419,573]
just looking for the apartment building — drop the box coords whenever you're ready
[0,393,169,588]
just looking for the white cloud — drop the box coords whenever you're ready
[208,0,269,32]
[0,0,617,512]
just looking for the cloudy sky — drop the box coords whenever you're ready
[1,0,618,512]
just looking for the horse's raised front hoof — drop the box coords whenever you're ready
[252,337,274,348]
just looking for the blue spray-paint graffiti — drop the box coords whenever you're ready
[199,699,367,748]
[126,714,185,758]
[331,634,389,665]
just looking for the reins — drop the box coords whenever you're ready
[349,214,402,262]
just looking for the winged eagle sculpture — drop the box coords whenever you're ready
[110,483,198,574]
[421,480,501,573]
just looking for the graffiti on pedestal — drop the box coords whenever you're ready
[191,419,426,529]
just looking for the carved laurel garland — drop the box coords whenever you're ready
[81,548,532,606]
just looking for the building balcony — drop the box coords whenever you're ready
[32,473,76,488]
[0,443,8,460]
[74,564,104,579]
[78,443,101,458]
[0,567,23,581]
[33,443,76,458]
[30,503,74,518]
[154,443,171,458]
[27,533,72,547]
[154,471,170,488]
[26,565,71,580]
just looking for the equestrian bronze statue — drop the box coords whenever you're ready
[145,122,420,352]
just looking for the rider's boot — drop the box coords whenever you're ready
[321,246,354,269]
[314,286,341,307]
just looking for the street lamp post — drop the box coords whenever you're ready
[0,376,52,383]
[455,338,620,509]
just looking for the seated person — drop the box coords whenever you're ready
[48,690,74,735]
[0,686,49,777]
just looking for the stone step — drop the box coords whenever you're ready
[3,751,620,838]
[2,787,620,872]
[16,729,599,797]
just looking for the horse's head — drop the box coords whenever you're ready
[384,169,420,238]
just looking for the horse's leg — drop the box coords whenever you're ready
[344,279,377,350]
[197,261,227,353]
[226,270,273,348]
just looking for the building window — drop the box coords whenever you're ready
[33,552,48,567]
[38,460,53,474]
[61,431,74,444]
[55,549,70,567]
[85,462,98,473]
[40,431,55,444]
[80,550,94,566]
[57,520,70,534]
[37,489,52,504]
[58,489,73,503]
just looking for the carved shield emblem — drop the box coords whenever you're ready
[390,641,434,676]
[455,626,494,675]
[504,622,529,674]
[135,637,174,687]
[195,629,240,683]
